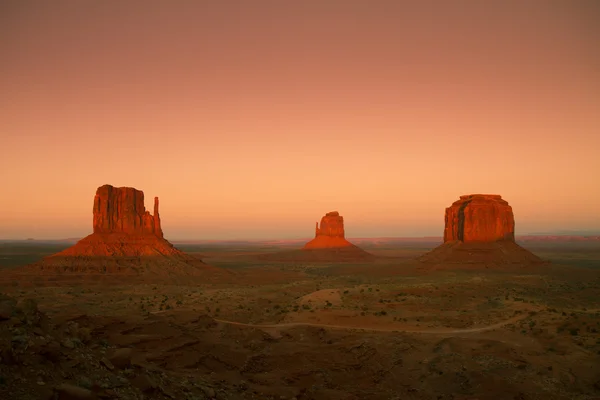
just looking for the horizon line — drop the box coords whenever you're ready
[2,232,600,242]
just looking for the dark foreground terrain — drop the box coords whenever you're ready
[0,238,599,399]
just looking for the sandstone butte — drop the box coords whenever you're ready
[257,211,374,262]
[27,184,216,275]
[93,184,163,238]
[419,194,545,266]
[443,194,515,243]
[303,211,354,249]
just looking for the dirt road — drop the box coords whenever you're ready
[213,313,529,335]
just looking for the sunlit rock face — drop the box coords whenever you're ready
[418,194,545,267]
[93,185,163,238]
[303,211,353,249]
[27,184,216,274]
[444,194,515,243]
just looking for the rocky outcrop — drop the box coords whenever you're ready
[292,211,375,260]
[419,194,545,268]
[314,211,345,238]
[444,194,514,243]
[417,240,545,267]
[0,294,236,399]
[304,211,353,249]
[24,184,218,276]
[93,185,163,238]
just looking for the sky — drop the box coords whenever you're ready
[1,1,599,240]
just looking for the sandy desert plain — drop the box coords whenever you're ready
[0,188,599,400]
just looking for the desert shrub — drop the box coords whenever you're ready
[529,321,536,328]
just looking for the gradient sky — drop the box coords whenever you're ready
[1,1,599,240]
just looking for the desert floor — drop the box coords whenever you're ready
[0,239,599,400]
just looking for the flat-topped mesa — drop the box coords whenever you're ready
[314,211,345,238]
[444,194,515,243]
[418,194,545,267]
[92,185,163,238]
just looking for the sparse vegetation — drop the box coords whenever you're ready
[0,239,599,399]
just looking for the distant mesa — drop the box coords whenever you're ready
[259,211,375,262]
[303,211,354,249]
[419,194,545,267]
[25,184,218,276]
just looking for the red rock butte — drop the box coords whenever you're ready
[25,185,218,276]
[258,211,374,262]
[303,211,354,249]
[444,194,515,243]
[419,194,545,267]
[93,184,163,238]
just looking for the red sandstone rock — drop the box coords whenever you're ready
[303,211,354,249]
[419,194,545,267]
[24,184,220,276]
[418,240,545,267]
[315,211,345,238]
[93,185,163,238]
[256,211,374,260]
[444,194,515,243]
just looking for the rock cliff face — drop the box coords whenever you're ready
[258,210,373,260]
[303,211,364,249]
[314,211,346,238]
[419,194,544,268]
[93,185,163,238]
[26,184,216,276]
[304,211,353,249]
[444,194,514,243]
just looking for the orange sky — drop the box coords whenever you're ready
[1,1,599,240]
